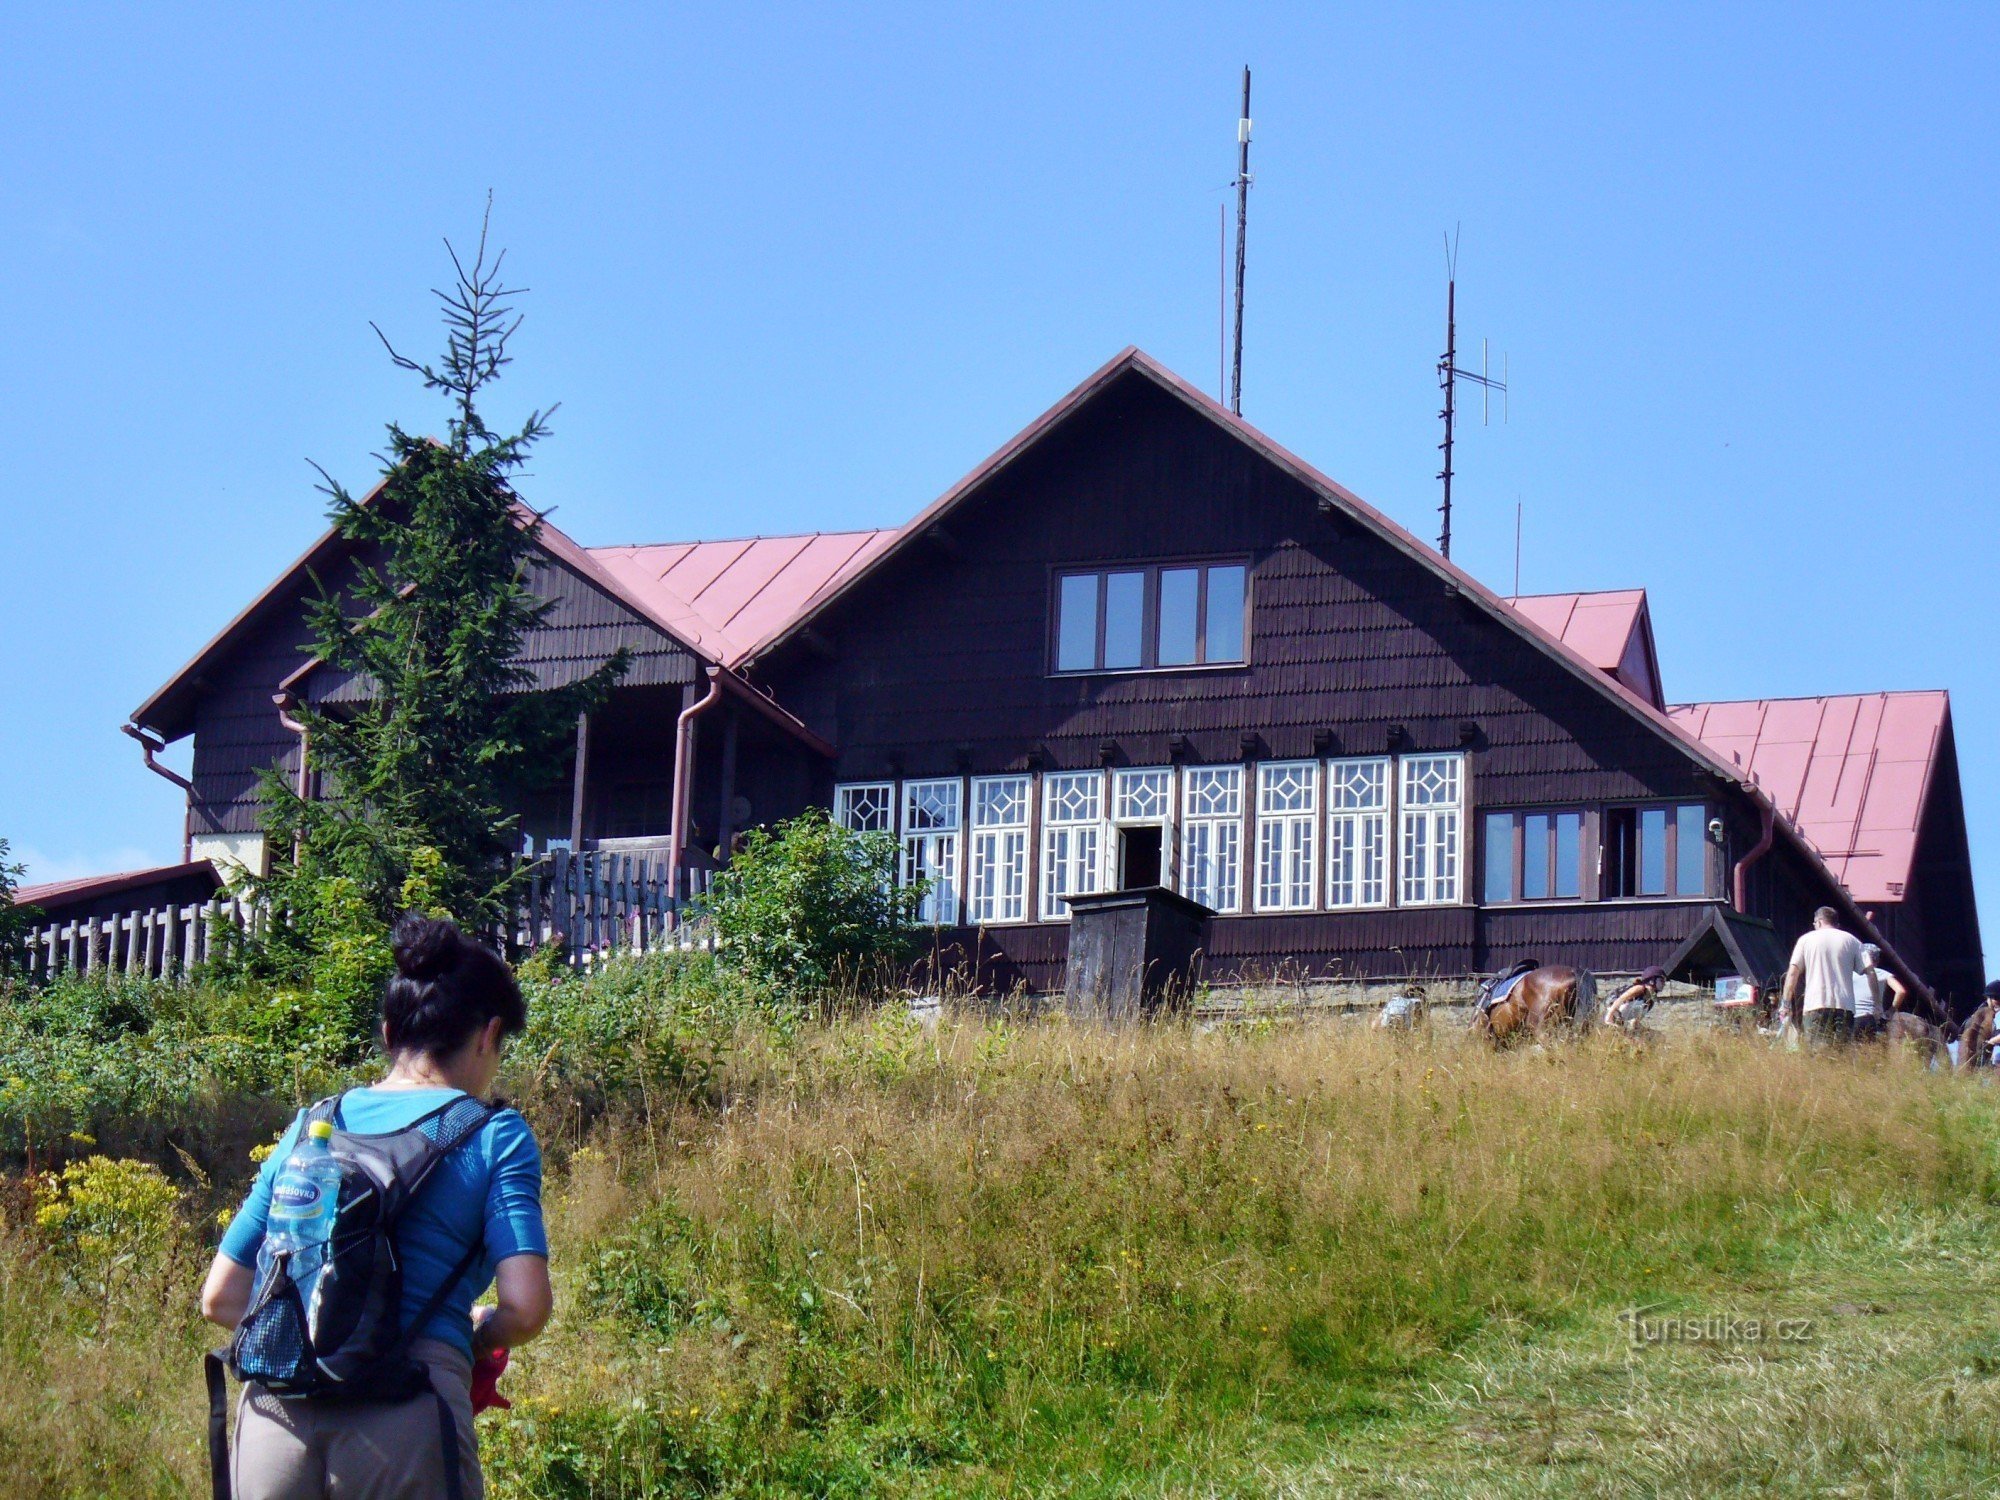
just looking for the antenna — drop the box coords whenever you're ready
[1218,202,1227,402]
[1230,66,1252,416]
[1435,229,1508,558]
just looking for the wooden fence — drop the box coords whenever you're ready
[16,851,715,983]
[19,895,259,983]
[514,850,714,967]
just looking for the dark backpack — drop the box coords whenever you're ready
[205,1091,499,1500]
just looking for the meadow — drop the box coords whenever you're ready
[3,959,1999,1497]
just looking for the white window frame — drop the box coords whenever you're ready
[1326,757,1391,909]
[1399,753,1466,907]
[1179,765,1243,914]
[1111,766,1177,889]
[967,775,1031,925]
[901,778,963,925]
[1040,770,1106,921]
[1255,761,1321,912]
[833,782,896,835]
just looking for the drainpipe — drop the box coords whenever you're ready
[124,723,195,861]
[670,669,726,891]
[272,693,311,799]
[1732,791,1775,913]
[272,692,313,870]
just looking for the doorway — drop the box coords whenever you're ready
[1118,825,1164,889]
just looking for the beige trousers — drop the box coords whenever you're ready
[231,1339,482,1500]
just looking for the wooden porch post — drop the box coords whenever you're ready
[569,712,591,852]
[716,707,740,863]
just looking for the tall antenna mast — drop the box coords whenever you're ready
[1435,229,1507,558]
[1230,67,1252,416]
[1218,202,1227,402]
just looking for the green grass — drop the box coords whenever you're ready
[3,970,1999,1497]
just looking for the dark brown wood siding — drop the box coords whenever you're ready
[188,547,698,838]
[925,901,1727,996]
[752,367,1853,988]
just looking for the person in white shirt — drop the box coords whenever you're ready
[1783,907,1869,1045]
[1849,943,1906,1041]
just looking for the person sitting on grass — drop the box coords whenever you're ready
[1782,906,1869,1047]
[1601,966,1667,1030]
[199,915,552,1500]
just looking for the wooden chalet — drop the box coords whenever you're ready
[121,349,1985,1009]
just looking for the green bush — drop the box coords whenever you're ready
[508,950,756,1125]
[0,971,341,1160]
[701,810,923,1003]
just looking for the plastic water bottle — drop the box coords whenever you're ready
[264,1119,341,1313]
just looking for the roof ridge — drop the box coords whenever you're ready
[1668,689,1950,709]
[1505,587,1649,599]
[591,527,900,551]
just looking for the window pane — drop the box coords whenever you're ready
[1483,812,1514,903]
[1103,571,1144,669]
[1640,806,1668,895]
[1522,813,1551,900]
[1676,804,1706,896]
[1204,565,1246,663]
[834,783,893,833]
[1554,813,1582,899]
[1114,767,1172,821]
[1056,574,1098,671]
[1157,568,1200,665]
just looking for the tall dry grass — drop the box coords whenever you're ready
[483,1016,1999,1495]
[0,1010,1994,1497]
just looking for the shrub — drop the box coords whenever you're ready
[0,972,334,1162]
[34,1156,182,1273]
[509,951,755,1128]
[701,811,922,1002]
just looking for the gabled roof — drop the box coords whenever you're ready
[1668,692,1951,904]
[131,472,396,741]
[130,484,733,741]
[756,347,1747,781]
[1506,590,1664,708]
[742,346,1921,979]
[590,529,900,667]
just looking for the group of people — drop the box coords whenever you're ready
[1778,904,1908,1043]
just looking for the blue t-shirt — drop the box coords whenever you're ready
[220,1087,547,1358]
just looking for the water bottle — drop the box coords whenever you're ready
[264,1119,342,1315]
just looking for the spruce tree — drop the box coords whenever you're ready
[0,839,35,977]
[256,205,627,971]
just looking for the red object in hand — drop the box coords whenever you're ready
[471,1347,511,1414]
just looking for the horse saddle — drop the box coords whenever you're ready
[1479,960,1540,1010]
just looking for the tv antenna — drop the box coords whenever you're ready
[1230,66,1252,416]
[1435,228,1508,558]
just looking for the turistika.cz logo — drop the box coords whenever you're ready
[1618,1309,1813,1347]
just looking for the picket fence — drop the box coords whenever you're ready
[16,850,715,983]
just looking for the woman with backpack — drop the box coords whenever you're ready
[199,915,553,1499]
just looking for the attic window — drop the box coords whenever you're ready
[1052,561,1248,673]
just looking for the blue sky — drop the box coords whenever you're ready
[2,5,1994,954]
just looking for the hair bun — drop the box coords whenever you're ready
[392,914,461,980]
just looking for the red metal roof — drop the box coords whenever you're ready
[589,529,900,667]
[1668,692,1949,903]
[15,859,221,912]
[1506,591,1663,707]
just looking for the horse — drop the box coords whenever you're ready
[1474,963,1598,1045]
[1954,998,1998,1070]
[1881,1010,1951,1064]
